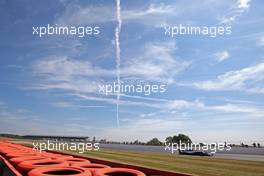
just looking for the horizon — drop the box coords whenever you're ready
[0,133,261,145]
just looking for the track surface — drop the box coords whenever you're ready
[101,144,264,161]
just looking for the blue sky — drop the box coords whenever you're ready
[0,0,264,143]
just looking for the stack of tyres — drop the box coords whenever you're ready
[0,142,147,176]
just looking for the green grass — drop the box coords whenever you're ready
[62,148,264,176]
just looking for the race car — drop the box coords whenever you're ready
[178,149,214,156]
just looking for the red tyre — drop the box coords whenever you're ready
[10,155,47,166]
[94,168,146,176]
[28,166,92,176]
[58,157,90,166]
[18,159,68,174]
[72,163,110,175]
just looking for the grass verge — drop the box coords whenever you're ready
[63,148,264,176]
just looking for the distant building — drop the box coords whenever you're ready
[22,135,90,142]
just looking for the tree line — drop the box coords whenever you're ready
[146,134,192,146]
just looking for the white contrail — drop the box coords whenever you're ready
[115,0,122,128]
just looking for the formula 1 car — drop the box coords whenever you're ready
[178,149,213,156]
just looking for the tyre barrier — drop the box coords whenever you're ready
[94,168,146,176]
[18,159,68,174]
[72,163,110,175]
[0,141,191,176]
[28,166,92,176]
[10,155,47,165]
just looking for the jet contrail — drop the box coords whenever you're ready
[115,0,122,128]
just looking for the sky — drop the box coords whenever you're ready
[0,0,264,143]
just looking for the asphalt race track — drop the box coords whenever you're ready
[101,144,264,161]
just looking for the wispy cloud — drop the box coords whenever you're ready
[52,101,104,109]
[121,42,191,83]
[55,2,176,26]
[258,35,264,46]
[29,55,264,115]
[220,0,251,24]
[214,51,230,62]
[97,100,264,142]
[32,56,114,79]
[185,62,264,93]
[29,41,190,96]
[30,56,114,94]
[122,3,176,25]
[74,92,264,119]
[238,0,251,9]
[56,3,115,25]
